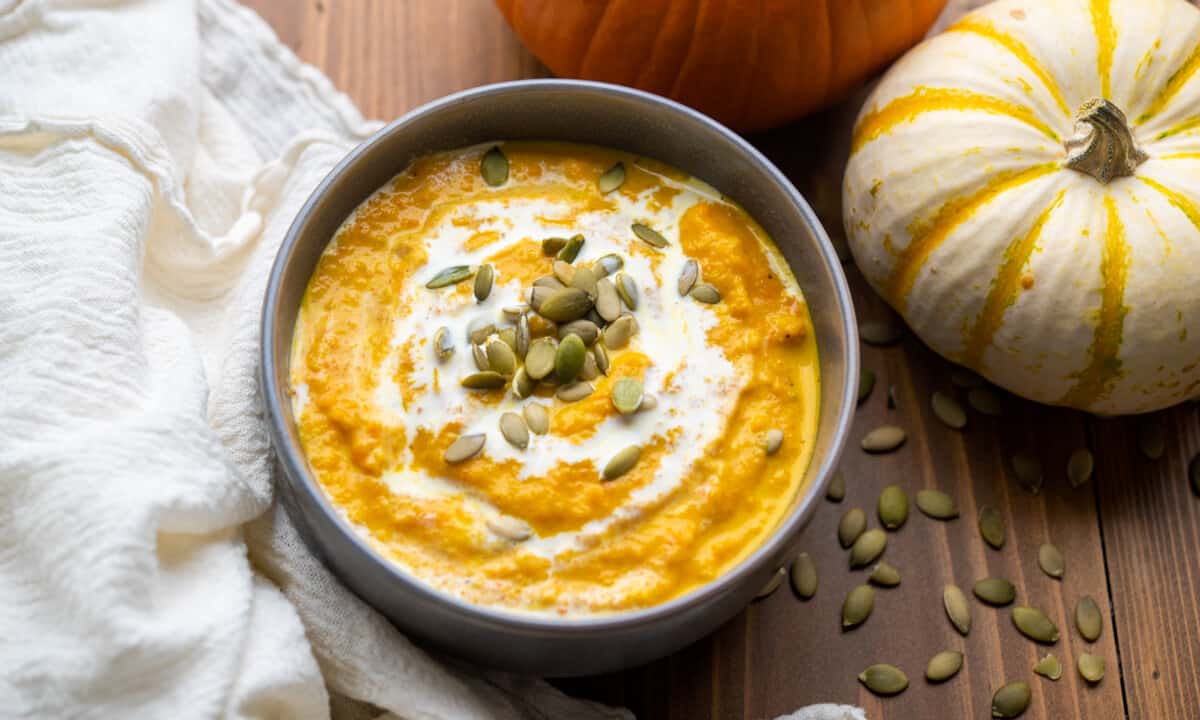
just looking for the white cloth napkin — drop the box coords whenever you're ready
[0,1,865,718]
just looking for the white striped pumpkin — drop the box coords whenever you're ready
[844,0,1200,414]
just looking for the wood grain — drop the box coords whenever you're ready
[242,2,1200,718]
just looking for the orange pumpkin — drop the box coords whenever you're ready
[494,0,949,132]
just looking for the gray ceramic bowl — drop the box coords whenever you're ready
[261,79,857,677]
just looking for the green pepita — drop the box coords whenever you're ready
[444,433,485,464]
[944,584,971,636]
[1038,543,1065,579]
[498,328,517,352]
[569,265,600,300]
[689,283,721,304]
[925,651,963,683]
[931,391,967,429]
[764,429,784,455]
[790,552,817,599]
[869,561,901,587]
[556,381,594,402]
[524,337,557,380]
[598,161,625,193]
[473,263,494,302]
[523,403,550,435]
[480,146,508,186]
[552,259,575,285]
[595,278,622,322]
[838,507,867,549]
[433,326,454,360]
[554,334,587,383]
[916,489,959,520]
[541,237,568,255]
[1013,606,1060,644]
[1139,419,1166,460]
[611,377,644,415]
[755,567,786,600]
[825,469,845,502]
[468,318,495,345]
[485,339,516,377]
[595,253,623,276]
[592,342,610,375]
[558,319,600,346]
[471,343,489,371]
[979,505,1006,549]
[991,681,1031,718]
[1067,448,1094,487]
[1075,595,1102,642]
[632,222,669,248]
[580,350,600,381]
[486,515,531,542]
[1012,452,1044,494]
[858,664,908,696]
[850,528,887,568]
[516,314,530,359]
[858,368,875,405]
[639,394,658,411]
[603,314,638,350]
[878,485,909,530]
[1078,653,1105,683]
[1033,653,1063,681]
[842,584,875,629]
[539,288,593,323]
[678,259,699,296]
[557,234,585,263]
[862,425,906,453]
[425,265,473,289]
[859,316,903,346]
[615,272,638,310]
[529,286,554,312]
[512,366,534,399]
[968,386,1003,416]
[973,578,1016,606]
[499,412,529,449]
[603,445,641,480]
[461,371,507,390]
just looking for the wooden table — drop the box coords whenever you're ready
[246,2,1200,717]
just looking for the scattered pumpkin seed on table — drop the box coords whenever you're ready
[433,326,453,360]
[558,319,600,346]
[790,552,817,599]
[763,429,784,455]
[471,343,489,371]
[973,578,1016,606]
[825,469,845,502]
[611,377,643,415]
[569,265,599,299]
[1078,653,1105,683]
[925,651,963,683]
[1033,653,1063,681]
[944,584,971,636]
[631,222,669,248]
[556,381,594,402]
[838,507,867,548]
[603,445,641,480]
[862,425,906,453]
[1075,595,1102,641]
[480,146,508,186]
[979,505,1006,549]
[858,368,876,405]
[468,318,495,345]
[1013,606,1060,644]
[968,386,1003,416]
[524,337,557,380]
[869,561,901,587]
[461,371,506,390]
[540,288,592,323]
[597,161,625,193]
[485,339,516,376]
[755,567,786,599]
[498,412,529,449]
[689,283,721,304]
[425,265,473,289]
[498,327,517,351]
[512,367,534,399]
[604,314,638,349]
[554,334,587,383]
[850,528,887,568]
[557,234,585,263]
[541,237,568,255]
[991,681,1031,718]
[523,403,549,435]
[677,258,699,296]
[1067,448,1094,487]
[878,484,909,530]
[916,489,959,520]
[473,263,494,302]
[595,253,623,276]
[931,391,967,429]
[444,434,485,464]
[639,394,657,410]
[858,664,908,696]
[592,343,610,375]
[1012,452,1044,494]
[1038,543,1065,579]
[615,272,638,310]
[1139,419,1166,460]
[842,584,875,629]
[595,278,622,322]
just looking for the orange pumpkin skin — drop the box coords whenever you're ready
[495,0,949,132]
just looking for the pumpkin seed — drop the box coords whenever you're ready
[632,222,669,248]
[968,386,1003,416]
[916,489,959,520]
[598,161,625,193]
[850,528,887,568]
[1078,653,1105,683]
[558,319,600,346]
[944,584,971,636]
[611,377,643,414]
[471,343,489,371]
[523,403,550,435]
[468,318,495,345]
[434,326,454,360]
[585,307,604,328]
[557,234,584,263]
[515,314,530,359]
[1075,595,1102,641]
[555,334,587,383]
[1190,453,1200,497]
[1013,606,1060,644]
[524,337,557,380]
[444,433,485,464]
[991,682,1031,718]
[825,469,845,502]
[925,651,963,683]
[951,368,984,389]
[678,259,699,296]
[973,578,1016,606]
[790,552,817,599]
[529,286,553,312]
[486,515,531,542]
[498,328,517,352]
[858,664,908,696]
[869,561,901,587]
[1139,419,1165,460]
[480,146,508,186]
[461,371,506,390]
[838,507,866,548]
[877,485,908,530]
[592,342,610,375]
[595,278,622,322]
[556,381,594,402]
[512,366,534,399]
[580,350,600,381]
[538,288,592,323]
[528,314,556,337]
[425,265,473,289]
[764,429,784,455]
[858,368,875,405]
[595,253,623,277]
[499,412,529,449]
[552,260,575,285]
[473,263,494,302]
[485,339,517,376]
[639,393,658,411]
[859,317,903,346]
[1033,653,1063,681]
[1067,448,1094,487]
[615,272,638,310]
[603,314,638,349]
[755,567,786,599]
[690,283,721,304]
[1038,543,1065,579]
[533,275,565,291]
[979,505,1006,549]
[603,444,641,480]
[842,584,875,629]
[1012,452,1043,494]
[931,391,967,429]
[541,237,568,255]
[862,425,906,453]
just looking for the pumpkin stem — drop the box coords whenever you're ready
[1064,98,1147,184]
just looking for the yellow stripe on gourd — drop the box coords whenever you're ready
[1090,0,1116,100]
[1059,196,1130,408]
[1140,175,1200,231]
[1156,114,1200,140]
[886,163,1059,312]
[948,18,1071,118]
[963,190,1066,369]
[1139,43,1200,124]
[851,87,1060,155]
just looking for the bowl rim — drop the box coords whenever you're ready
[261,78,859,634]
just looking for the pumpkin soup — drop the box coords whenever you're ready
[290,142,819,615]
